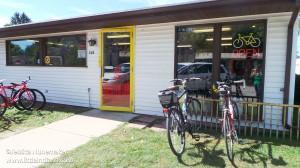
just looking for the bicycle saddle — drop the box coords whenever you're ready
[10,83,18,86]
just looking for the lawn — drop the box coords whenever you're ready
[41,125,300,168]
[0,103,90,139]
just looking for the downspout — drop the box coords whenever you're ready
[283,7,300,105]
[282,2,300,128]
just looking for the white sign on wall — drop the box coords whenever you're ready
[78,50,87,58]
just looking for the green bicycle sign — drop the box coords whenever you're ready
[233,33,261,48]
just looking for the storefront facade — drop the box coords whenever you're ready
[0,0,299,117]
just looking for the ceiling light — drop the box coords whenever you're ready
[107,35,130,39]
[222,27,231,31]
[222,37,232,40]
[112,43,130,46]
[206,37,232,41]
[193,27,231,33]
[193,28,213,33]
[221,43,232,46]
[177,45,192,48]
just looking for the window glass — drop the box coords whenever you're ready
[176,25,214,92]
[7,39,41,65]
[46,35,87,66]
[221,23,265,101]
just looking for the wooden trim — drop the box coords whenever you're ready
[212,24,221,83]
[0,0,296,38]
[283,7,300,104]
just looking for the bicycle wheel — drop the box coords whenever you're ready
[187,98,201,117]
[12,89,25,111]
[232,101,240,128]
[166,108,185,156]
[31,89,46,110]
[0,94,7,116]
[224,114,234,161]
[187,98,202,133]
[18,89,36,110]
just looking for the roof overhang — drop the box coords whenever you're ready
[0,0,298,38]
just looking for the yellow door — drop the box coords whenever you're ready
[99,27,134,112]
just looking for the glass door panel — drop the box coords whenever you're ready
[101,29,133,111]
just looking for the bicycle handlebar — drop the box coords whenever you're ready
[22,76,31,84]
[216,79,246,89]
[170,77,202,83]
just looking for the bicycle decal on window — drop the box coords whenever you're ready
[233,33,261,48]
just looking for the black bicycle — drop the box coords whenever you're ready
[158,78,202,156]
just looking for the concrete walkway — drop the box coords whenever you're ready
[0,109,136,168]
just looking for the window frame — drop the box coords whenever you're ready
[6,33,88,67]
[174,19,267,100]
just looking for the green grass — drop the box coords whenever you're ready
[0,104,89,139]
[41,125,300,168]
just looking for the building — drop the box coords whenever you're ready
[0,0,299,120]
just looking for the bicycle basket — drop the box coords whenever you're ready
[158,90,178,108]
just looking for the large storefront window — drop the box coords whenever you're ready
[6,34,87,67]
[175,21,265,101]
[176,25,214,94]
[7,39,41,66]
[46,35,86,66]
[221,23,265,101]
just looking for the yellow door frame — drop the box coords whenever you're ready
[99,26,135,112]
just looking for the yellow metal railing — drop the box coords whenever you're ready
[186,97,300,141]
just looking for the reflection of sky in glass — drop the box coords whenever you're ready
[11,40,36,50]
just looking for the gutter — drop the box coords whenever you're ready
[283,7,300,105]
[282,1,300,128]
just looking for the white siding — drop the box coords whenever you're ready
[264,16,290,104]
[135,24,175,115]
[0,31,100,108]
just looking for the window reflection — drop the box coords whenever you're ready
[8,39,40,65]
[102,32,131,108]
[176,26,214,94]
[46,35,86,66]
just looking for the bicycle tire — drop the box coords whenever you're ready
[187,98,202,133]
[224,115,234,161]
[12,89,25,111]
[187,98,202,117]
[18,89,36,110]
[232,101,240,130]
[31,89,46,110]
[166,108,185,156]
[0,94,7,116]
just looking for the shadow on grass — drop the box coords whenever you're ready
[235,140,288,167]
[177,136,228,167]
[0,103,90,134]
[0,110,45,133]
[174,131,295,167]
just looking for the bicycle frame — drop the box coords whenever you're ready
[222,94,235,133]
[0,82,31,108]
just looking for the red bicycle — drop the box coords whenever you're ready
[0,77,36,116]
